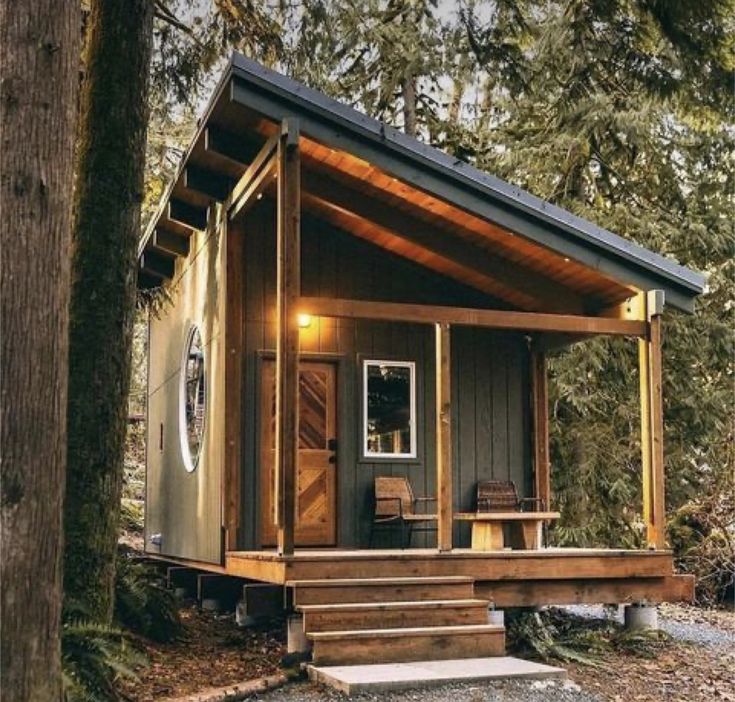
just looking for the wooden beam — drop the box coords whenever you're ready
[640,290,666,549]
[204,125,262,166]
[140,249,175,280]
[531,351,550,511]
[275,119,301,556]
[299,296,648,337]
[435,323,452,552]
[184,165,232,202]
[223,219,243,550]
[476,575,694,608]
[167,198,208,230]
[227,134,279,221]
[152,228,190,257]
[302,170,586,314]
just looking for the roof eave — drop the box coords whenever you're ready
[228,54,704,313]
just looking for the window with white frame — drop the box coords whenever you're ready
[363,360,416,459]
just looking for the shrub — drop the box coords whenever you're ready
[669,477,735,606]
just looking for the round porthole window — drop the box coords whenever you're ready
[180,325,206,472]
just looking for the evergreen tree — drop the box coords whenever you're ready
[1,1,79,698]
[461,0,734,548]
[66,0,156,622]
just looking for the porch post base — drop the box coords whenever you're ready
[287,614,311,653]
[488,607,505,627]
[624,603,659,631]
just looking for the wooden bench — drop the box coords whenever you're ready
[454,512,560,550]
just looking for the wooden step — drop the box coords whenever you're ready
[300,598,490,631]
[289,576,475,606]
[308,623,505,666]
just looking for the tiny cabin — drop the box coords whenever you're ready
[138,55,703,643]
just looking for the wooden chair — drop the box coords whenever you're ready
[476,480,547,547]
[370,476,437,548]
[476,480,545,513]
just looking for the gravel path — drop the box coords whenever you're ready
[242,605,733,701]
[246,678,602,702]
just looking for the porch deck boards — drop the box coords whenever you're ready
[149,546,693,606]
[223,547,676,584]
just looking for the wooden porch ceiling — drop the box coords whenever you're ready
[141,94,637,314]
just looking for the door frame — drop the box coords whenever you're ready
[254,350,346,548]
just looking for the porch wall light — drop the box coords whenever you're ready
[297,313,312,329]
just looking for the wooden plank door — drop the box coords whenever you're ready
[260,360,337,546]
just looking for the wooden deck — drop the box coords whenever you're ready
[148,547,693,607]
[203,547,692,607]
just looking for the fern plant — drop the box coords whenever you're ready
[506,608,671,666]
[62,602,145,702]
[114,547,181,642]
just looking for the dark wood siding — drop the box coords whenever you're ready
[239,202,532,548]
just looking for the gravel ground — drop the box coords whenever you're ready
[245,678,602,702]
[565,604,735,648]
[240,604,734,702]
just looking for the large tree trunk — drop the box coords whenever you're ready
[0,2,79,700]
[64,0,154,622]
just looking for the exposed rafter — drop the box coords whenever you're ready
[183,165,232,202]
[152,228,190,257]
[140,249,175,280]
[167,198,208,230]
[204,125,261,167]
[302,170,587,314]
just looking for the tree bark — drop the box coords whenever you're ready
[0,1,79,700]
[401,75,418,136]
[65,0,154,622]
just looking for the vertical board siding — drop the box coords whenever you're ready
[239,203,532,549]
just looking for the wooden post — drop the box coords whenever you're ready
[223,214,243,551]
[531,351,551,510]
[435,323,452,552]
[639,290,666,549]
[275,119,301,556]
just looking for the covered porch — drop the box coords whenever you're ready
[250,120,669,560]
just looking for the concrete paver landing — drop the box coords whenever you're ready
[308,656,566,694]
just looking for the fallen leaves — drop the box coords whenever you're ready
[118,606,286,701]
[567,642,735,701]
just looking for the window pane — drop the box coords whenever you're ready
[183,327,205,470]
[366,363,413,456]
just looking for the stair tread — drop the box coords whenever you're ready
[299,598,488,612]
[308,624,504,640]
[288,576,473,587]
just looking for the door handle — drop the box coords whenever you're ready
[327,438,338,451]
